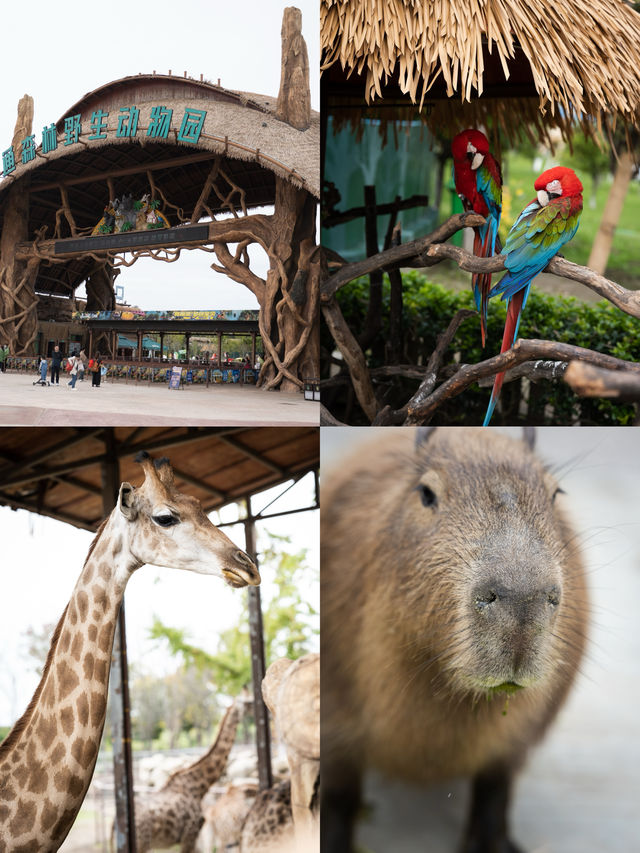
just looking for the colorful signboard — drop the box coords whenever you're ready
[72,309,260,322]
[168,365,183,389]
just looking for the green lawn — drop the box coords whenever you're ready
[500,152,640,289]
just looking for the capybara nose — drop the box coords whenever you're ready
[474,582,561,623]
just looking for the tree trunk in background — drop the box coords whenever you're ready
[588,150,634,275]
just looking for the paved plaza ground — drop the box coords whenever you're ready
[0,371,319,426]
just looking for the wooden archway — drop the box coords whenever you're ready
[0,8,319,392]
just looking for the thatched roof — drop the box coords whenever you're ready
[0,74,319,202]
[321,0,640,144]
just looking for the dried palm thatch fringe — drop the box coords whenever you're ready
[321,0,640,145]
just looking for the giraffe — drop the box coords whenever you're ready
[239,779,294,853]
[133,693,251,852]
[0,452,259,853]
[197,781,258,853]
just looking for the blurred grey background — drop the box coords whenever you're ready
[321,427,640,853]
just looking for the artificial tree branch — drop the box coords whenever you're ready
[321,297,379,422]
[426,243,640,320]
[320,404,348,425]
[404,339,640,425]
[320,211,485,300]
[564,361,640,401]
[406,308,477,411]
[476,359,568,386]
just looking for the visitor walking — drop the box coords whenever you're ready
[51,345,62,385]
[38,356,48,384]
[67,352,79,389]
[90,354,103,387]
[78,349,88,381]
[0,345,7,373]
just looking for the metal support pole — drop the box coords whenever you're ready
[244,497,273,791]
[102,430,137,853]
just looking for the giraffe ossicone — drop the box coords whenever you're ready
[0,452,259,853]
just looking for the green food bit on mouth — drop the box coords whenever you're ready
[489,681,523,696]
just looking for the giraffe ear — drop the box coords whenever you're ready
[118,482,138,520]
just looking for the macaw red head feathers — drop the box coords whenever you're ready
[452,129,490,168]
[534,166,583,201]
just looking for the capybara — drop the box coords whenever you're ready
[321,427,589,852]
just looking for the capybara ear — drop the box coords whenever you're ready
[522,427,536,451]
[415,427,437,451]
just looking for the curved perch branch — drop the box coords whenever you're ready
[320,212,486,300]
[405,339,640,425]
[564,361,640,401]
[426,243,640,320]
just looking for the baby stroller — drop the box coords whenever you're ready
[33,357,50,386]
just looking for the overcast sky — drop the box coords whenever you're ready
[0,473,319,727]
[0,0,319,311]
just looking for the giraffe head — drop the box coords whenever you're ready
[117,451,260,587]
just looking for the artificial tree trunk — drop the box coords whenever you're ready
[257,5,319,392]
[85,262,118,355]
[0,95,40,354]
[261,181,319,391]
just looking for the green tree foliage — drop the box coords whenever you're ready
[149,532,318,698]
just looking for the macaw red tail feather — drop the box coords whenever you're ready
[472,226,496,347]
[483,289,526,426]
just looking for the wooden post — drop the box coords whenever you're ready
[244,497,273,791]
[136,329,142,363]
[102,433,137,853]
[217,332,222,368]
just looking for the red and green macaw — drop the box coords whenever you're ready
[483,166,583,426]
[452,129,502,345]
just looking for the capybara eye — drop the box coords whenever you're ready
[417,485,437,508]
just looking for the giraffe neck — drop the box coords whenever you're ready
[0,509,139,851]
[166,701,243,801]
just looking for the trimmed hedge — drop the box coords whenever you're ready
[326,271,639,425]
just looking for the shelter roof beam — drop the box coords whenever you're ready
[31,151,219,192]
[215,434,289,478]
[0,492,97,532]
[0,428,103,481]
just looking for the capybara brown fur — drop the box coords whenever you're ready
[321,428,589,853]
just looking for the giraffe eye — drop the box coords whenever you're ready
[153,513,179,527]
